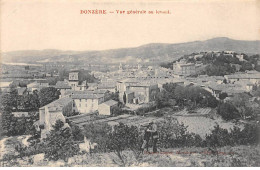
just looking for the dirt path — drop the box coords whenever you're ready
[0,137,10,160]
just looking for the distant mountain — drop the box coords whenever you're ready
[1,37,260,65]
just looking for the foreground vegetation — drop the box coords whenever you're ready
[1,116,259,167]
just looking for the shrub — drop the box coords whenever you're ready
[43,120,80,162]
[157,117,204,148]
[230,124,260,145]
[135,105,157,116]
[217,102,240,121]
[71,123,84,141]
[83,122,112,152]
[205,124,232,147]
[205,123,260,147]
[106,123,142,166]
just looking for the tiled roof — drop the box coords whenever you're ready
[64,89,108,96]
[72,93,104,99]
[225,73,260,79]
[87,83,98,87]
[93,89,109,94]
[40,97,73,111]
[100,100,118,106]
[55,81,71,89]
[36,79,49,83]
[208,83,245,94]
[119,78,139,83]
[97,83,116,89]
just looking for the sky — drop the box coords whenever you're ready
[1,0,260,52]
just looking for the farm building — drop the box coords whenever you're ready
[98,100,118,115]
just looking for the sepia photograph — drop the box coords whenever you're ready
[0,0,260,167]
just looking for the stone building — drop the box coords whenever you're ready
[98,100,118,115]
[173,59,196,76]
[39,97,73,138]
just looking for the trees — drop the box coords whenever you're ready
[156,84,218,109]
[204,64,236,76]
[106,123,141,166]
[230,93,256,120]
[21,93,40,111]
[205,124,232,147]
[1,108,37,136]
[38,87,60,107]
[1,108,17,136]
[217,102,240,121]
[0,86,38,136]
[174,85,218,108]
[84,122,141,166]
[219,92,228,100]
[158,117,203,148]
[83,122,112,152]
[155,89,176,109]
[240,62,253,72]
[78,70,97,84]
[123,92,126,104]
[43,120,80,162]
[205,123,260,147]
[0,86,19,111]
[174,85,186,106]
[71,123,84,141]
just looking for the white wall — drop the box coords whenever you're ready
[98,104,110,115]
[73,98,99,114]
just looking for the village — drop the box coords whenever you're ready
[0,50,260,166]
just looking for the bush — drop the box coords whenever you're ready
[84,122,142,166]
[217,102,240,121]
[205,124,232,147]
[83,122,112,153]
[205,123,260,147]
[230,124,260,145]
[157,117,204,148]
[43,120,80,162]
[106,123,142,166]
[71,123,84,141]
[135,105,157,116]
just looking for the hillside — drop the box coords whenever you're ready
[1,37,260,65]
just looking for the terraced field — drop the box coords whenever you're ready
[67,108,241,139]
[67,113,164,128]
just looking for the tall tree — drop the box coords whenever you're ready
[38,87,60,107]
